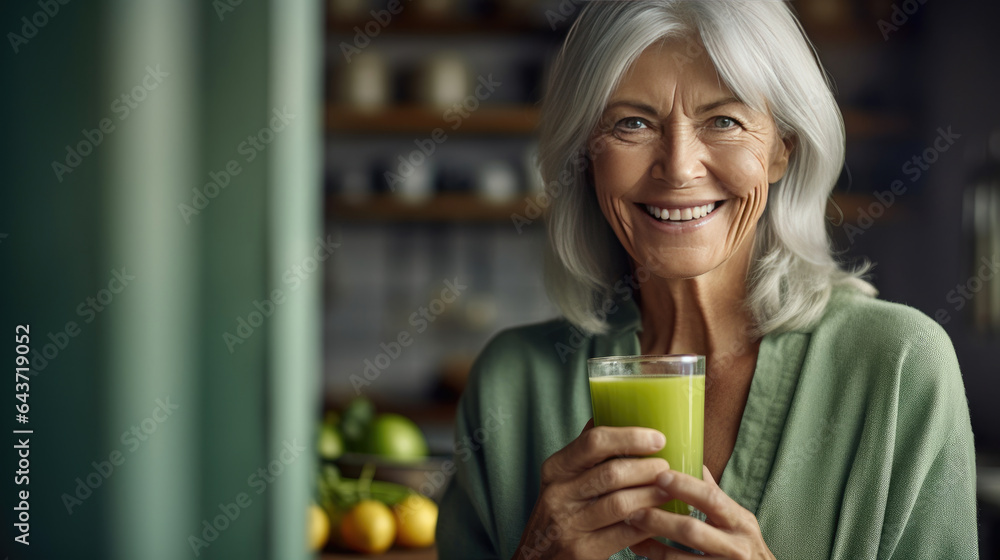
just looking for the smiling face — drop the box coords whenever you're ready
[590,38,792,280]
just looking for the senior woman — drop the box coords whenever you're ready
[437,1,978,558]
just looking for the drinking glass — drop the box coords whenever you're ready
[588,354,707,551]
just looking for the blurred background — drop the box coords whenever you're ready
[2,0,998,558]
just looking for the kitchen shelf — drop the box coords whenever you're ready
[327,105,540,135]
[328,193,527,223]
[843,110,912,139]
[828,192,902,224]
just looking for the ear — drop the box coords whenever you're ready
[767,135,794,184]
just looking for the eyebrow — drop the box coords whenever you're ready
[603,100,659,115]
[695,96,742,113]
[604,96,744,116]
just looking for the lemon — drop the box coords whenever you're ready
[308,503,330,551]
[340,499,396,554]
[365,413,428,461]
[392,494,438,548]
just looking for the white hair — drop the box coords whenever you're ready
[539,0,875,336]
[540,0,875,337]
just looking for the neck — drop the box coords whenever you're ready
[635,240,757,361]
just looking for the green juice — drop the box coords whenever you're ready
[589,374,705,515]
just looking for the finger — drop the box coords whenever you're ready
[577,482,671,531]
[655,470,744,529]
[629,537,722,559]
[580,521,658,560]
[629,507,743,559]
[541,426,666,484]
[576,457,670,500]
[702,465,717,486]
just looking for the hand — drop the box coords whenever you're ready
[512,420,674,560]
[628,467,776,560]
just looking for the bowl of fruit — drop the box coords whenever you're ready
[313,397,449,554]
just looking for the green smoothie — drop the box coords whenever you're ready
[589,374,705,515]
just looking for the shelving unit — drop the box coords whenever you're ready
[328,193,527,222]
[326,105,540,135]
[323,2,566,425]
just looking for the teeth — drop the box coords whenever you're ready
[645,202,717,222]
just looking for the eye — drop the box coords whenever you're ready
[615,117,649,131]
[712,116,742,129]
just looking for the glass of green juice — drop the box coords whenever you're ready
[588,354,706,525]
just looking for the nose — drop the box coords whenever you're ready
[650,129,707,188]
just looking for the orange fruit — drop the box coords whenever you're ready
[393,494,438,548]
[340,499,396,554]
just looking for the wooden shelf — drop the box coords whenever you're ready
[843,110,912,139]
[327,105,539,135]
[327,193,528,223]
[828,192,902,225]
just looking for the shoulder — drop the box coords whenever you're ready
[812,285,955,363]
[806,286,964,408]
[469,318,587,385]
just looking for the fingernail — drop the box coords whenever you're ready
[649,431,666,449]
[630,508,647,524]
[657,471,675,487]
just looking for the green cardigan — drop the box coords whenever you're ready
[436,287,979,559]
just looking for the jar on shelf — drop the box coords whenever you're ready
[418,52,471,109]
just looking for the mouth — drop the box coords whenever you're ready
[639,200,725,223]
